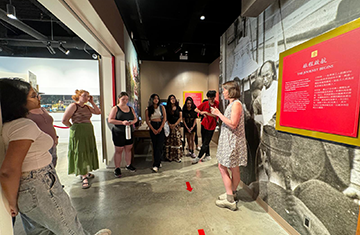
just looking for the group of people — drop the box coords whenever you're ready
[142,81,247,211]
[142,90,219,173]
[0,77,248,235]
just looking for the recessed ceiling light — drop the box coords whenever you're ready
[200,15,205,20]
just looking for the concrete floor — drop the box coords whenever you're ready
[14,141,288,235]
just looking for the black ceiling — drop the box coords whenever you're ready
[0,0,96,59]
[114,0,242,63]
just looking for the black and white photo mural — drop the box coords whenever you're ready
[220,0,360,234]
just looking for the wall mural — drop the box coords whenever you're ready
[125,32,140,117]
[220,0,360,234]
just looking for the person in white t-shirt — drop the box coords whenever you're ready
[0,78,111,235]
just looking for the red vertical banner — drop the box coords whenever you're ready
[111,56,116,106]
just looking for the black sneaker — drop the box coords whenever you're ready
[114,168,122,178]
[125,164,136,172]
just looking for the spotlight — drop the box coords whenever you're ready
[6,1,16,19]
[46,42,56,55]
[58,43,70,55]
[200,15,205,20]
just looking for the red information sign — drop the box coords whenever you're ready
[280,27,360,137]
[183,91,203,107]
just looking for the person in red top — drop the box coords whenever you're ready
[192,90,219,164]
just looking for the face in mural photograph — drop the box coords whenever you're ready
[220,0,360,234]
[259,61,276,90]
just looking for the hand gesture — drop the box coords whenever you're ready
[211,107,220,116]
[88,95,94,103]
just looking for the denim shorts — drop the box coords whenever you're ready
[18,164,89,235]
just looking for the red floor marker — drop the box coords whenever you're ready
[186,182,193,192]
[198,229,205,235]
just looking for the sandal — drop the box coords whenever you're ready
[81,177,91,189]
[79,173,95,180]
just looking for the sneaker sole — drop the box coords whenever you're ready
[125,168,136,172]
[215,202,237,211]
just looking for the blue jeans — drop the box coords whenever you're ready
[18,164,89,235]
[49,145,58,168]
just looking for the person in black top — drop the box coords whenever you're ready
[182,97,198,158]
[108,92,138,177]
[165,94,183,162]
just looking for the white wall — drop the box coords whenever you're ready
[0,57,99,95]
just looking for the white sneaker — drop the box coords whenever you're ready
[202,155,211,162]
[215,199,237,211]
[95,229,112,235]
[192,157,200,164]
[196,146,201,151]
[218,192,238,201]
[152,166,159,172]
[159,163,163,168]
[191,153,197,158]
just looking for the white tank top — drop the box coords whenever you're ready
[150,106,163,120]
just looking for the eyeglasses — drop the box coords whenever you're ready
[29,93,39,99]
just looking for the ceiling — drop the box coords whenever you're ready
[0,0,96,59]
[114,0,242,63]
[0,0,242,63]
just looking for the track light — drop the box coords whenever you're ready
[58,43,70,55]
[46,42,56,55]
[6,0,16,19]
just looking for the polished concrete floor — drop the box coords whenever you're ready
[14,140,288,235]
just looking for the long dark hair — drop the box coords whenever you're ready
[147,93,160,118]
[182,97,196,111]
[166,94,179,115]
[0,78,31,123]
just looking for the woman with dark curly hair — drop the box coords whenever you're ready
[0,78,110,235]
[182,97,197,158]
[165,94,183,162]
[145,94,166,173]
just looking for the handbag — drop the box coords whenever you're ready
[164,121,170,137]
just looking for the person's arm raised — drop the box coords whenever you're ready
[211,101,242,129]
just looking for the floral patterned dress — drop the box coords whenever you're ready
[216,100,247,168]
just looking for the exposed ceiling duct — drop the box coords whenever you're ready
[0,8,48,41]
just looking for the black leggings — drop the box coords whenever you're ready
[149,121,165,167]
[198,126,214,158]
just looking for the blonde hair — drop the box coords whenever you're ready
[222,81,240,99]
[72,89,89,101]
